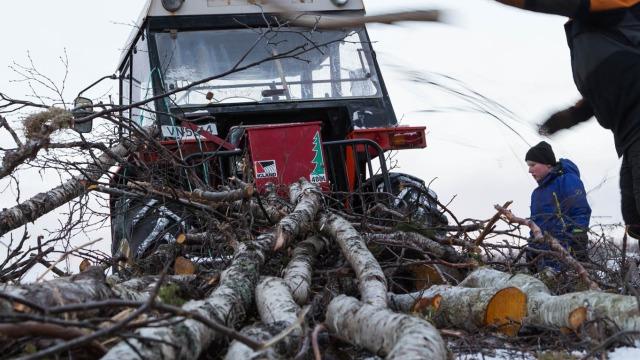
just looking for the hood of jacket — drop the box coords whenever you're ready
[538,158,580,187]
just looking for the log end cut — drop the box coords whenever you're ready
[484,287,526,336]
[568,306,587,331]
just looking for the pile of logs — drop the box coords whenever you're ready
[0,118,639,359]
[1,167,640,359]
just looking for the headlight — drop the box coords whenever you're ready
[162,0,184,12]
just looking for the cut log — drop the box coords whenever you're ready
[283,235,328,305]
[319,212,388,308]
[325,295,447,360]
[225,276,302,359]
[0,137,138,238]
[460,268,640,332]
[0,266,112,315]
[389,285,526,336]
[0,266,192,315]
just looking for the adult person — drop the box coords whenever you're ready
[525,141,592,271]
[492,0,640,239]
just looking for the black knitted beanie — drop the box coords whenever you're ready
[525,141,556,165]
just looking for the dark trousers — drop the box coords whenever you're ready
[620,139,640,239]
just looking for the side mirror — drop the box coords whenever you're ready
[72,96,94,133]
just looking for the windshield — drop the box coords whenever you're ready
[154,27,381,106]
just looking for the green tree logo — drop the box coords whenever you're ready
[310,131,326,183]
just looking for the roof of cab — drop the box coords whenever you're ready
[117,0,366,71]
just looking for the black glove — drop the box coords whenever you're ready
[538,100,594,136]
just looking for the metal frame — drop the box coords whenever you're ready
[323,138,391,210]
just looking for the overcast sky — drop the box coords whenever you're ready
[0,0,623,271]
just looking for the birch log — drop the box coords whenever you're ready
[389,285,526,336]
[225,276,302,359]
[0,267,113,314]
[320,212,388,308]
[364,231,465,264]
[325,295,447,360]
[283,235,328,305]
[0,137,138,238]
[274,178,323,250]
[102,235,273,360]
[460,268,640,332]
[0,267,192,315]
[103,182,318,359]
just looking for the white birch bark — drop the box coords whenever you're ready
[320,212,387,308]
[103,182,318,359]
[0,267,114,314]
[460,268,640,332]
[283,235,328,305]
[224,276,302,359]
[0,268,192,314]
[274,178,323,250]
[101,234,274,360]
[364,231,464,264]
[325,295,447,360]
[0,138,138,238]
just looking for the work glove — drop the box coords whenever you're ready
[538,99,594,136]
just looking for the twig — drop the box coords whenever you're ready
[312,323,326,360]
[495,205,600,290]
[475,201,512,246]
[36,238,102,282]
[0,322,106,356]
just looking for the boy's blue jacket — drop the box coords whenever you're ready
[530,158,591,268]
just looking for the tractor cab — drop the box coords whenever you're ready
[106,0,445,262]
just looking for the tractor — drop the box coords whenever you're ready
[74,0,447,262]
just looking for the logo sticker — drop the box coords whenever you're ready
[310,131,327,183]
[255,160,277,179]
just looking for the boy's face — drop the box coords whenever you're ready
[526,161,552,182]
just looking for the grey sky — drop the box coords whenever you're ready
[0,0,623,273]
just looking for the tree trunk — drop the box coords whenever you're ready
[0,267,113,314]
[319,212,388,308]
[274,178,323,250]
[0,267,192,314]
[325,295,447,360]
[0,138,137,238]
[103,182,318,359]
[283,235,328,305]
[389,285,526,336]
[224,276,302,359]
[460,268,640,332]
[101,235,274,360]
